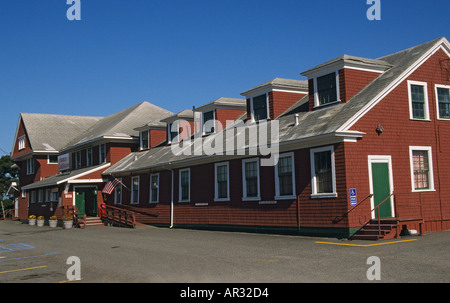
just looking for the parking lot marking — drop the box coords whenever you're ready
[0,265,47,274]
[315,239,417,247]
[0,251,59,263]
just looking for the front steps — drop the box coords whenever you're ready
[77,216,104,229]
[351,218,399,240]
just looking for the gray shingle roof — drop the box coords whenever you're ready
[104,37,448,175]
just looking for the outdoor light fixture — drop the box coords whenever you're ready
[376,124,384,135]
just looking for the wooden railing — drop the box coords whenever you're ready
[63,205,86,229]
[99,204,136,228]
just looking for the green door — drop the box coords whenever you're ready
[75,189,86,217]
[371,163,392,218]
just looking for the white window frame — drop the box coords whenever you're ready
[74,151,82,169]
[313,70,340,108]
[21,189,26,199]
[214,162,230,202]
[409,146,435,192]
[249,93,270,122]
[202,110,216,135]
[131,176,140,204]
[149,173,160,203]
[47,155,58,164]
[140,131,150,150]
[435,84,450,120]
[114,178,123,204]
[274,152,296,200]
[26,158,35,175]
[242,157,261,201]
[99,144,106,163]
[407,80,430,120]
[168,121,179,144]
[18,136,26,150]
[179,168,190,202]
[310,145,337,198]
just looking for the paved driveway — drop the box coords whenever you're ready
[0,220,449,284]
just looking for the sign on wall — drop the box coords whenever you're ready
[350,188,357,206]
[58,153,70,171]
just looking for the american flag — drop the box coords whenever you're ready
[102,178,121,195]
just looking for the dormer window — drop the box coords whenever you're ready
[250,94,269,122]
[317,72,338,106]
[18,136,26,150]
[168,121,179,143]
[202,110,215,134]
[140,131,149,150]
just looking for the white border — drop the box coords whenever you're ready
[214,162,230,202]
[242,157,261,201]
[407,80,430,120]
[367,155,395,218]
[435,84,450,120]
[149,173,160,203]
[409,146,435,192]
[178,168,190,202]
[131,176,140,204]
[274,152,296,200]
[310,145,337,198]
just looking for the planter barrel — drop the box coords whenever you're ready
[37,219,45,227]
[49,220,58,228]
[28,219,36,226]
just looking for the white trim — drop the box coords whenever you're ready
[72,185,99,208]
[214,162,230,202]
[131,176,140,204]
[367,155,395,219]
[338,38,450,131]
[140,130,150,150]
[178,168,191,202]
[149,173,160,203]
[249,93,270,122]
[18,135,26,151]
[68,179,104,184]
[435,84,450,120]
[274,152,296,200]
[310,145,337,198]
[242,157,261,201]
[47,155,58,165]
[409,146,435,192]
[407,80,430,120]
[56,162,111,185]
[313,70,340,108]
[26,158,35,175]
[99,144,106,164]
[202,109,216,135]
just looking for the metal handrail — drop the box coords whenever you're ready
[333,194,373,224]
[359,193,395,238]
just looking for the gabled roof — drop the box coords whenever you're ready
[241,78,308,97]
[104,37,450,175]
[17,113,102,154]
[62,102,173,151]
[194,97,247,112]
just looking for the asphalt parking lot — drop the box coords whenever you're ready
[0,220,449,284]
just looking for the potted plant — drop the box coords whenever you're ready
[28,215,36,226]
[37,216,45,227]
[49,216,58,228]
[63,214,73,229]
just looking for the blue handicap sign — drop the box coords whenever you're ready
[350,188,357,206]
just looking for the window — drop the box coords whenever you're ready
[21,189,26,199]
[214,162,230,201]
[38,190,44,203]
[150,174,160,203]
[26,158,35,175]
[30,191,36,203]
[251,94,269,122]
[48,155,58,164]
[18,136,26,150]
[51,189,58,202]
[45,189,51,202]
[408,81,429,120]
[316,72,338,106]
[409,146,435,192]
[140,131,149,150]
[179,168,190,202]
[310,146,337,198]
[242,158,260,200]
[114,178,122,204]
[202,110,215,134]
[436,85,450,119]
[275,153,296,199]
[168,122,179,143]
[131,176,140,204]
[74,151,82,169]
[86,148,93,167]
[99,144,106,163]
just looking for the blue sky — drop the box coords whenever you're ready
[0,0,449,155]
